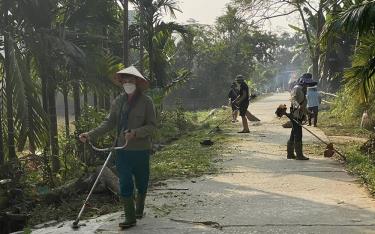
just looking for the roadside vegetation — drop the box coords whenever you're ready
[317,92,375,196]
[1,0,375,233]
[27,107,233,227]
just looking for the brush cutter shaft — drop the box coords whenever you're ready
[289,116,327,145]
[73,140,128,226]
[208,114,233,134]
[288,114,346,160]
[74,151,113,223]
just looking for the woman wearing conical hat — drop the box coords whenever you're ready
[79,66,156,229]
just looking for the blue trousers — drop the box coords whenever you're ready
[115,150,150,198]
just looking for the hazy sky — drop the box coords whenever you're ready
[170,0,297,33]
[172,0,232,25]
[129,0,299,33]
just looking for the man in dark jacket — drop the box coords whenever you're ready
[287,73,317,160]
[234,75,250,133]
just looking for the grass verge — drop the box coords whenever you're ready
[344,145,375,195]
[317,110,375,196]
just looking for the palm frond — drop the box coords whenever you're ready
[7,36,48,151]
[325,1,375,36]
[154,0,181,19]
[344,35,375,102]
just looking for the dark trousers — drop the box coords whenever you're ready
[239,101,249,116]
[308,106,319,126]
[289,118,302,143]
[116,150,150,198]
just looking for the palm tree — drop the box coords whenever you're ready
[0,66,4,165]
[17,0,87,173]
[324,1,375,101]
[2,0,17,161]
[133,0,191,88]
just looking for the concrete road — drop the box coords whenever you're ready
[33,93,375,234]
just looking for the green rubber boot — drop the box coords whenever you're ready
[119,197,136,229]
[295,141,309,160]
[135,193,147,219]
[287,140,296,159]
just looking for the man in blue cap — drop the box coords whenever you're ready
[287,73,317,160]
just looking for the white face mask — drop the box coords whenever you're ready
[123,83,136,94]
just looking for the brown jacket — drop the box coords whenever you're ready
[88,93,156,150]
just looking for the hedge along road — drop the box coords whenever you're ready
[33,92,375,234]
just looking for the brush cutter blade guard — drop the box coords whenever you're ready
[324,143,335,158]
[200,139,214,146]
[71,220,80,229]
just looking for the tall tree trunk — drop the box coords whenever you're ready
[139,7,145,73]
[62,86,70,139]
[147,25,157,87]
[40,75,49,112]
[73,81,81,124]
[99,94,105,110]
[104,95,110,111]
[25,56,36,154]
[3,8,17,160]
[47,78,60,173]
[314,3,324,83]
[72,80,83,161]
[27,95,36,154]
[123,0,129,66]
[0,74,4,165]
[83,83,88,106]
[296,3,315,77]
[93,92,98,111]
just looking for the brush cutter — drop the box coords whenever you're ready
[71,139,128,230]
[200,114,233,146]
[275,104,346,160]
[201,103,261,146]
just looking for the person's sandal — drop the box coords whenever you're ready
[238,130,250,133]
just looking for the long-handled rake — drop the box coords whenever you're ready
[71,140,128,229]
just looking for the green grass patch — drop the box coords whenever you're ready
[318,111,370,138]
[151,107,233,181]
[344,145,375,195]
[151,130,226,181]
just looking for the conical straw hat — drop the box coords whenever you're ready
[114,66,149,90]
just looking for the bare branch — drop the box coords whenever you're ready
[304,1,318,13]
[258,9,299,21]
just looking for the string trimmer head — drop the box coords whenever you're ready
[275,104,288,118]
